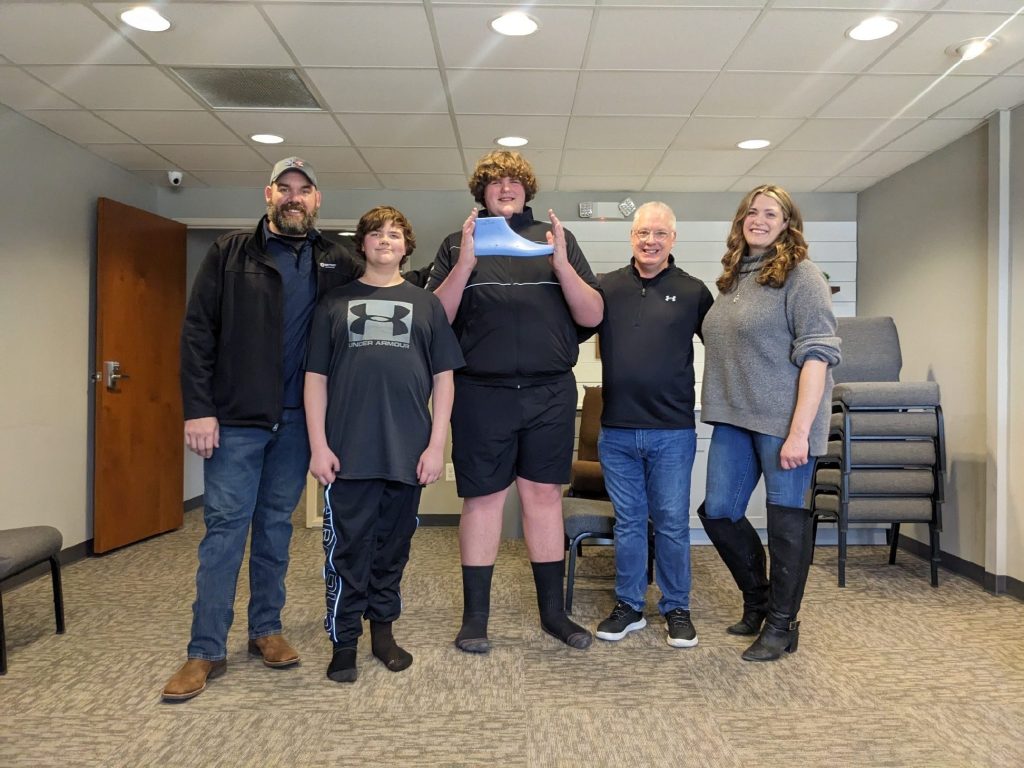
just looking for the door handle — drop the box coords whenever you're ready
[103,360,130,392]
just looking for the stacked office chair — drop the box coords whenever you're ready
[811,317,946,587]
[562,386,653,612]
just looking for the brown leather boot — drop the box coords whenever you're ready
[248,634,300,668]
[161,659,227,701]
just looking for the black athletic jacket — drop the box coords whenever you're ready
[180,216,359,429]
[598,258,714,429]
[427,207,600,386]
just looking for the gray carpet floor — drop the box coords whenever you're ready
[2,509,1023,767]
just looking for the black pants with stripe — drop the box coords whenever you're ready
[322,478,421,646]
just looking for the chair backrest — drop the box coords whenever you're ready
[577,386,603,462]
[832,316,902,384]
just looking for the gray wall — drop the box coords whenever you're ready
[858,127,990,569]
[1009,106,1024,584]
[0,106,156,546]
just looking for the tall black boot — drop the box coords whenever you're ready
[698,504,769,635]
[455,564,493,653]
[531,560,592,649]
[742,503,815,662]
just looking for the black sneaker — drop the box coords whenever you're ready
[665,608,698,648]
[596,601,647,641]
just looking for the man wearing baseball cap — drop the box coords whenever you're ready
[164,157,359,701]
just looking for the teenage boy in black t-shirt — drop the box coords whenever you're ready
[305,206,464,683]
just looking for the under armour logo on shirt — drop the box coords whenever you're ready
[664,295,677,302]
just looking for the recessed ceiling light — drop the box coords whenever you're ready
[251,133,285,144]
[737,139,771,150]
[847,17,899,42]
[120,7,171,32]
[495,136,528,147]
[490,12,538,37]
[949,37,996,61]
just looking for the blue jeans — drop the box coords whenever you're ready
[188,408,310,660]
[704,423,814,523]
[598,427,697,614]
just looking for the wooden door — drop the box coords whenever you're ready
[94,198,186,553]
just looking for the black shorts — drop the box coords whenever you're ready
[451,375,577,498]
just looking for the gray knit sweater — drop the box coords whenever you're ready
[700,255,841,456]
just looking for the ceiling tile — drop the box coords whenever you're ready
[361,147,464,174]
[556,176,650,192]
[840,151,928,176]
[307,69,448,113]
[869,12,1024,75]
[778,118,922,151]
[939,1,1024,9]
[187,170,270,188]
[98,111,239,144]
[816,176,882,192]
[882,117,984,150]
[375,174,469,191]
[94,2,291,66]
[729,10,921,74]
[23,110,132,144]
[566,117,682,149]
[938,76,1024,117]
[27,66,200,110]
[771,0,941,8]
[730,176,833,193]
[151,144,268,171]
[217,112,351,146]
[574,72,717,116]
[448,70,578,114]
[311,173,383,191]
[0,68,77,109]
[341,114,457,147]
[0,4,145,65]
[658,149,766,175]
[748,150,869,175]
[644,176,742,192]
[586,9,759,70]
[671,117,804,149]
[562,149,663,176]
[816,74,990,118]
[434,7,593,69]
[86,143,176,170]
[252,146,371,173]
[695,73,853,117]
[264,4,437,67]
[456,115,567,149]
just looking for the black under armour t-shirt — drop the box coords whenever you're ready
[306,280,464,485]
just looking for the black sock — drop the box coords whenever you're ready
[370,621,413,672]
[455,564,493,653]
[531,560,593,650]
[327,646,357,683]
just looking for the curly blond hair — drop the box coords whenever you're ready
[716,184,808,294]
[354,205,416,269]
[468,150,538,207]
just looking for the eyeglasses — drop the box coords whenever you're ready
[632,229,672,242]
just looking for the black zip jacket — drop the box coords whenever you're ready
[427,207,600,385]
[180,216,359,429]
[598,258,714,429]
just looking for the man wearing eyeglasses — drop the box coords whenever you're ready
[592,201,714,649]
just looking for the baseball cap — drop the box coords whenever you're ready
[269,157,318,187]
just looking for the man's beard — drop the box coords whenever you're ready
[268,201,318,235]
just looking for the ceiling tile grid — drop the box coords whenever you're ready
[0,1,1021,194]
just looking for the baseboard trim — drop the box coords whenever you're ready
[898,536,1023,600]
[184,495,204,512]
[419,514,460,527]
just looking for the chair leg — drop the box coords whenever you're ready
[1,590,6,676]
[565,533,583,613]
[930,524,940,588]
[810,515,819,564]
[49,556,65,635]
[838,526,847,588]
[887,523,900,565]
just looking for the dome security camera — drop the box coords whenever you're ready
[167,170,183,186]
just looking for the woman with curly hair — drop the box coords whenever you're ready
[698,185,841,662]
